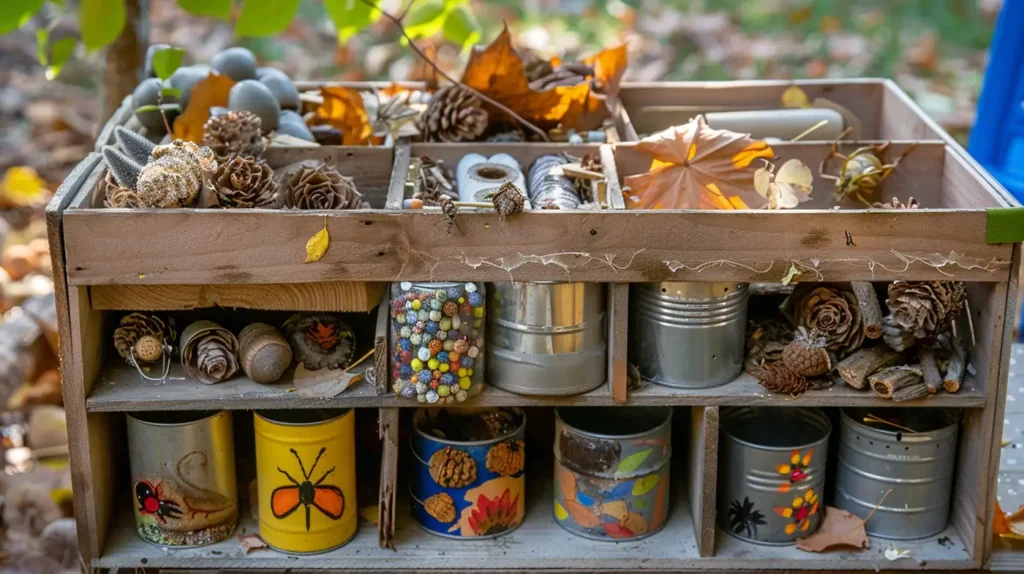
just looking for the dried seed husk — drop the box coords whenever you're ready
[239,322,292,384]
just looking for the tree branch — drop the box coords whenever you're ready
[360,0,549,141]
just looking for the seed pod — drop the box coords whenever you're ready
[239,322,292,384]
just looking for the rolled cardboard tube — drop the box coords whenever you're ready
[635,107,845,140]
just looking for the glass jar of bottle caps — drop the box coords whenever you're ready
[390,282,486,403]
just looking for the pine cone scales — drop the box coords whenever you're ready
[113,313,173,363]
[784,284,864,354]
[203,111,265,161]
[214,156,279,208]
[756,362,809,395]
[284,162,367,210]
[428,447,476,488]
[886,280,967,340]
[419,86,488,143]
[182,325,239,385]
[782,339,833,377]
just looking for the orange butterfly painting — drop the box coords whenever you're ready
[272,447,345,531]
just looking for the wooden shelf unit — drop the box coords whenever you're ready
[47,80,1021,572]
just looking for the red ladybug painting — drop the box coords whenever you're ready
[136,480,183,524]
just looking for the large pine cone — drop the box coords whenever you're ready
[283,161,367,210]
[886,280,967,340]
[428,446,476,488]
[214,156,280,208]
[203,111,265,162]
[756,362,809,395]
[418,86,488,143]
[783,284,864,354]
[113,313,174,363]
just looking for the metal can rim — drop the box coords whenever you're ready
[721,406,831,451]
[412,407,526,446]
[839,408,960,440]
[127,410,225,428]
[554,406,673,440]
[255,408,352,427]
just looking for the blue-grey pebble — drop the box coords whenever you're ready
[256,66,290,81]
[168,65,211,110]
[276,110,315,142]
[228,80,280,132]
[260,73,300,110]
[133,78,178,132]
[211,47,258,81]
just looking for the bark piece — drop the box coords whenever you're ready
[918,347,942,394]
[892,381,930,402]
[836,347,903,390]
[943,337,967,393]
[851,281,883,339]
[869,365,923,399]
[882,314,918,352]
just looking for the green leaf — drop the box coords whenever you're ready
[631,474,660,496]
[177,0,231,20]
[402,0,446,41]
[324,0,380,43]
[441,4,480,50]
[35,28,48,66]
[46,37,77,79]
[0,0,44,35]
[235,0,300,38]
[160,86,183,98]
[151,46,185,81]
[615,449,652,476]
[80,0,126,52]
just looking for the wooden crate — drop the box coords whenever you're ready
[47,80,1021,572]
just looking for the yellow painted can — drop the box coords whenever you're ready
[254,409,357,553]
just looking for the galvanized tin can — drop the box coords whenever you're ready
[126,411,237,547]
[487,281,606,395]
[835,408,960,540]
[719,407,831,545]
[553,407,672,541]
[390,281,486,403]
[254,409,357,554]
[411,408,526,538]
[630,282,748,389]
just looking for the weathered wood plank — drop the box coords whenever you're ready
[378,408,398,549]
[689,406,718,557]
[608,283,628,403]
[89,282,386,312]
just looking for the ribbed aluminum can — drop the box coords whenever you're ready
[719,407,831,545]
[487,281,606,395]
[126,411,237,547]
[553,407,672,541]
[835,408,960,540]
[629,282,748,389]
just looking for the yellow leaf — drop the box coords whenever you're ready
[781,86,811,109]
[359,505,379,525]
[554,501,569,520]
[1,166,49,206]
[781,263,801,285]
[312,86,372,146]
[305,218,330,263]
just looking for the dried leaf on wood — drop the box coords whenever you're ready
[795,506,869,552]
[237,533,268,553]
[623,116,775,209]
[754,158,812,209]
[172,73,236,143]
[305,219,329,263]
[311,87,373,146]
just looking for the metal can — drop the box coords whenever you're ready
[719,407,831,545]
[554,407,672,541]
[389,282,486,403]
[254,409,357,554]
[487,281,606,395]
[126,411,237,547]
[411,408,526,538]
[835,408,960,540]
[630,282,748,389]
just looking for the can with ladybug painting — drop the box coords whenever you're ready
[254,409,357,554]
[411,407,526,538]
[126,411,238,547]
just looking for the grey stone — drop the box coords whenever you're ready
[212,47,258,81]
[228,80,281,132]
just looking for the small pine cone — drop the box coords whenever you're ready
[418,86,489,143]
[756,362,809,395]
[873,196,919,209]
[492,182,525,220]
[113,313,173,363]
[283,161,367,210]
[182,321,240,385]
[102,173,141,208]
[781,339,833,377]
[424,492,456,523]
[428,446,477,488]
[214,156,280,208]
[203,111,265,162]
[886,280,967,340]
[486,439,525,477]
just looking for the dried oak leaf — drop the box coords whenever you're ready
[623,115,775,209]
[795,506,869,552]
[172,73,237,143]
[310,86,373,146]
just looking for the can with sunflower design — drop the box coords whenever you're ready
[718,407,831,545]
[410,408,525,538]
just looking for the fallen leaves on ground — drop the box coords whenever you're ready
[623,115,774,209]
[310,86,372,145]
[795,506,870,552]
[754,158,812,209]
[172,73,236,143]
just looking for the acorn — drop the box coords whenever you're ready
[212,47,258,81]
[143,43,173,78]
[228,80,280,132]
[277,110,315,142]
[239,323,292,384]
[260,72,300,110]
[781,339,834,377]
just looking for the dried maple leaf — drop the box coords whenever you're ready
[754,158,813,209]
[623,115,775,210]
[172,73,236,143]
[795,506,869,552]
[311,86,373,146]
[995,500,1024,540]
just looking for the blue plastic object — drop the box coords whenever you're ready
[970,0,1024,202]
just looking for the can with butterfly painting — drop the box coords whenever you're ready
[126,410,237,547]
[254,409,357,553]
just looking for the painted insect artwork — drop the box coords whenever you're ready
[272,447,345,531]
[727,497,767,539]
[135,480,183,524]
[819,127,916,206]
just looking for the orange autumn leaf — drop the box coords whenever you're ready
[995,500,1024,540]
[795,506,869,552]
[585,43,628,95]
[312,86,372,146]
[172,73,236,143]
[622,115,774,210]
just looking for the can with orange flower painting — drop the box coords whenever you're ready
[411,407,525,538]
[254,409,357,553]
[718,407,831,545]
[553,406,672,541]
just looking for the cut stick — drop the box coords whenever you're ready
[836,347,904,389]
[892,381,931,402]
[851,282,883,339]
[943,337,967,393]
[918,347,943,394]
[869,365,923,399]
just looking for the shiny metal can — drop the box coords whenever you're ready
[553,407,672,541]
[719,407,831,545]
[126,411,237,547]
[835,408,960,540]
[630,282,748,389]
[487,281,606,395]
[254,409,357,554]
[410,408,526,538]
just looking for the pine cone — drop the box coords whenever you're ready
[418,86,489,143]
[424,492,456,523]
[529,62,594,91]
[282,161,367,210]
[203,111,265,162]
[213,156,280,208]
[102,173,141,208]
[756,362,809,395]
[113,313,174,364]
[781,338,833,377]
[886,280,967,340]
[412,156,456,206]
[492,182,525,220]
[783,284,864,354]
[486,439,525,476]
[182,321,240,385]
[428,446,477,488]
[873,196,919,209]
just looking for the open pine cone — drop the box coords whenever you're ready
[418,86,488,143]
[213,156,280,208]
[203,111,265,162]
[113,313,174,364]
[783,284,864,354]
[756,362,809,395]
[282,161,367,210]
[181,321,239,385]
[886,280,967,340]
